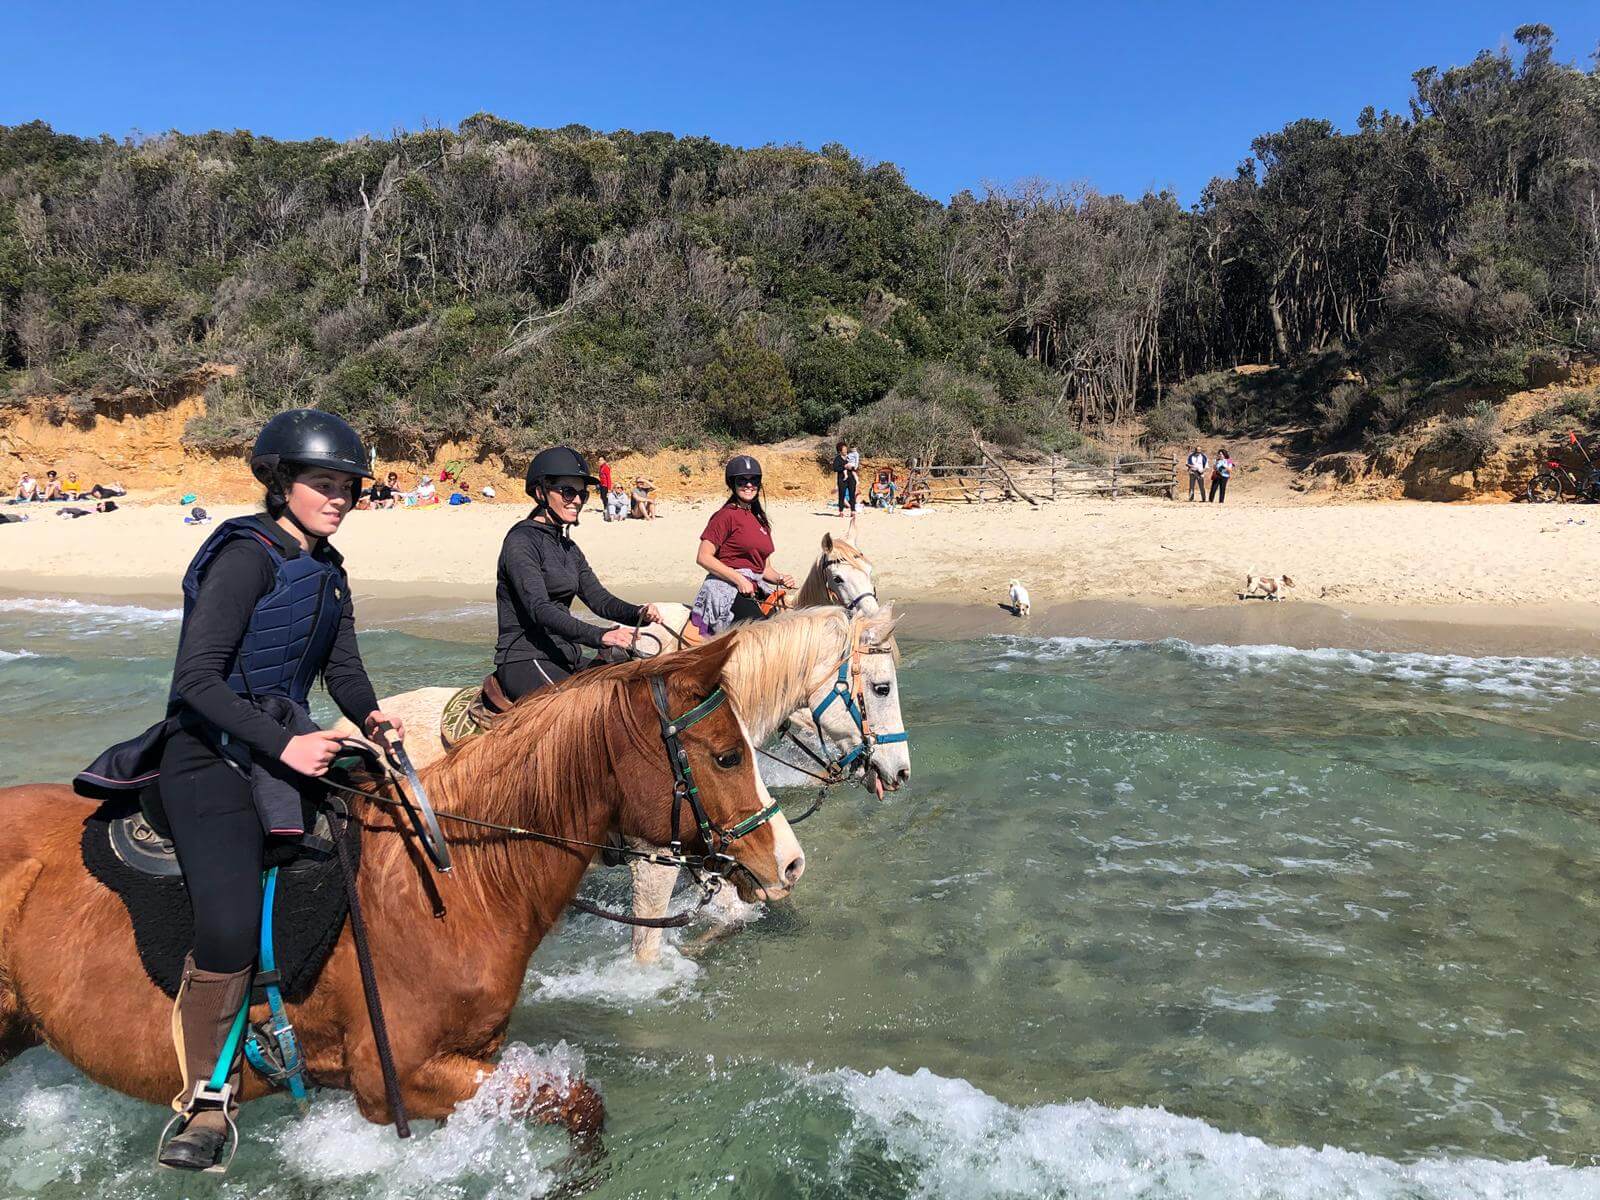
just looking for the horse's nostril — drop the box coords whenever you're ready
[896,767,910,784]
[783,853,806,886]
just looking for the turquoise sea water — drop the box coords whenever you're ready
[1,596,1598,1198]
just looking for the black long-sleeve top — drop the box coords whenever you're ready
[170,539,379,759]
[494,515,644,674]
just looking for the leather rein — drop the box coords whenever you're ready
[320,678,783,928]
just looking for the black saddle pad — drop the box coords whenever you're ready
[81,798,359,1001]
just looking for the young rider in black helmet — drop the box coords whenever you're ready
[492,446,663,700]
[155,409,399,1171]
[688,454,796,637]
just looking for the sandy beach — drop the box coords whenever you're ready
[6,495,1600,653]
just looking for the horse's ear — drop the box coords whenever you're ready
[860,602,901,648]
[821,531,834,553]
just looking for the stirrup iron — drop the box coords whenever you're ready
[156,1081,240,1175]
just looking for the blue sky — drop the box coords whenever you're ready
[4,2,1597,205]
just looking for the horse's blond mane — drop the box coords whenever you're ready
[797,537,872,609]
[715,605,897,742]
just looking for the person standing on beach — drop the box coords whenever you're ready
[1186,447,1208,502]
[834,441,859,515]
[1209,448,1233,504]
[597,456,614,520]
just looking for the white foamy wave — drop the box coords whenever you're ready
[811,1065,1600,1199]
[531,941,701,1007]
[0,597,181,625]
[994,634,1600,701]
[272,1041,577,1198]
[0,648,37,661]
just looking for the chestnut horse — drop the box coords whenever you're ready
[0,636,801,1140]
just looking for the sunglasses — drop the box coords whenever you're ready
[732,475,761,488]
[549,484,589,503]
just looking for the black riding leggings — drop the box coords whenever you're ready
[160,727,264,974]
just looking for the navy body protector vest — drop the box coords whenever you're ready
[171,514,346,712]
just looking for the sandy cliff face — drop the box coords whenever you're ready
[0,371,837,504]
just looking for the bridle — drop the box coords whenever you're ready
[318,677,784,927]
[649,675,781,875]
[773,635,907,792]
[822,557,878,614]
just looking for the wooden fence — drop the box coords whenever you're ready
[903,454,1177,505]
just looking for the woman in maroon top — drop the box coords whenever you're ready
[688,455,796,637]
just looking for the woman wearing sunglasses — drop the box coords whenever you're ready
[688,455,797,638]
[492,446,663,700]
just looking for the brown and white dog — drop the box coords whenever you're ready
[1242,574,1296,601]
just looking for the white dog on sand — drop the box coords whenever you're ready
[1008,579,1031,617]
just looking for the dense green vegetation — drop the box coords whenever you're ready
[0,25,1595,463]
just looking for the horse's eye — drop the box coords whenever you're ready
[873,682,892,697]
[715,748,743,769]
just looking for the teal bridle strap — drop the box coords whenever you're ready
[651,678,782,853]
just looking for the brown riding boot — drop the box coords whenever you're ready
[158,954,253,1173]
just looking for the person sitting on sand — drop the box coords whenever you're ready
[605,482,629,522]
[62,471,83,500]
[41,470,66,501]
[630,477,657,520]
[870,467,898,509]
[13,472,39,503]
[368,472,399,510]
[406,475,438,506]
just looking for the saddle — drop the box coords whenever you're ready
[82,780,365,1002]
[441,671,511,749]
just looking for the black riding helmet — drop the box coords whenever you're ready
[524,446,601,497]
[725,454,762,487]
[250,409,373,483]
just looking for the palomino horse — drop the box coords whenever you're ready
[0,638,799,1142]
[623,605,906,962]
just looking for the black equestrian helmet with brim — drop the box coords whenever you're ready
[524,446,601,497]
[250,409,373,483]
[725,454,762,486]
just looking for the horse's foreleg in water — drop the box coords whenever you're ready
[628,856,679,964]
[377,1052,604,1140]
[0,858,45,1069]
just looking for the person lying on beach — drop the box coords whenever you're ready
[0,511,29,524]
[55,500,119,518]
[13,473,39,503]
[85,482,126,499]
